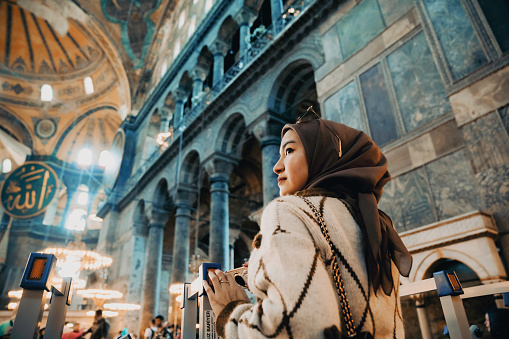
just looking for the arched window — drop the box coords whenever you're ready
[160,61,168,78]
[66,208,87,231]
[41,84,53,101]
[188,16,196,37]
[173,40,181,59]
[84,77,94,94]
[77,148,92,166]
[205,0,213,12]
[98,150,110,167]
[179,11,186,29]
[1,159,12,173]
[76,185,89,206]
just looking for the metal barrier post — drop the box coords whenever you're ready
[181,263,221,339]
[11,253,57,339]
[45,277,73,339]
[181,283,197,339]
[433,271,470,339]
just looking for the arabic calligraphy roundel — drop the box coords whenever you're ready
[1,162,59,219]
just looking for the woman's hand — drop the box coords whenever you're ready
[203,269,250,316]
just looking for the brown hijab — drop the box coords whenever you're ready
[283,119,412,295]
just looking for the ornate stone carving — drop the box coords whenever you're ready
[234,7,257,26]
[210,39,229,57]
[400,211,497,252]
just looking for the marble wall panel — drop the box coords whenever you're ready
[379,167,437,232]
[422,0,488,80]
[429,119,465,157]
[425,150,479,220]
[377,0,414,26]
[500,104,509,134]
[324,81,366,132]
[475,165,509,232]
[460,112,509,174]
[336,0,385,60]
[359,63,398,146]
[387,32,451,132]
[477,0,509,53]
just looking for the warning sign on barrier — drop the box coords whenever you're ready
[204,310,217,339]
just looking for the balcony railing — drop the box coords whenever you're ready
[123,0,314,195]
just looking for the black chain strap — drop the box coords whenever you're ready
[301,196,357,337]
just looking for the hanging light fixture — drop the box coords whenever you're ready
[103,303,141,311]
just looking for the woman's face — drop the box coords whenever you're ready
[273,129,309,196]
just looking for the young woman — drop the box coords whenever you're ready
[204,115,412,338]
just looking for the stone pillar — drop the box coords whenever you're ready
[210,39,229,88]
[191,66,207,108]
[415,297,432,339]
[60,183,77,228]
[253,119,282,205]
[173,89,188,128]
[171,188,197,285]
[271,0,284,32]
[205,155,237,269]
[159,107,173,133]
[235,7,257,55]
[140,207,168,333]
[128,221,147,337]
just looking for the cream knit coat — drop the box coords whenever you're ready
[216,192,404,338]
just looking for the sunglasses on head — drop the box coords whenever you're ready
[296,106,343,158]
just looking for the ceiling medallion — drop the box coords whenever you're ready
[35,118,57,140]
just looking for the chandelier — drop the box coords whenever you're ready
[40,248,113,271]
[86,310,119,317]
[103,303,141,311]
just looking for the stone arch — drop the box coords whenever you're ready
[197,47,214,90]
[147,109,161,138]
[179,150,200,187]
[0,106,33,149]
[216,113,246,158]
[164,91,175,110]
[217,16,239,45]
[151,178,172,210]
[132,199,148,235]
[268,59,319,121]
[411,248,490,283]
[244,0,265,12]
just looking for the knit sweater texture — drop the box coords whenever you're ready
[216,192,404,338]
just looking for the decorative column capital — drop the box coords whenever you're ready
[148,206,170,227]
[175,185,198,208]
[251,115,283,145]
[174,88,189,103]
[210,39,229,57]
[133,220,148,236]
[204,152,238,178]
[234,7,257,26]
[191,66,208,82]
[160,106,173,118]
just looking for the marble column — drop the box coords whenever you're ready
[190,66,207,108]
[235,7,257,56]
[210,39,229,88]
[170,188,197,285]
[159,107,173,133]
[60,183,77,228]
[253,119,282,205]
[270,0,284,33]
[140,207,168,332]
[127,221,147,337]
[173,89,188,128]
[415,297,432,339]
[205,155,236,269]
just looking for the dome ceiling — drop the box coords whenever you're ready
[0,2,102,77]
[0,0,128,165]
